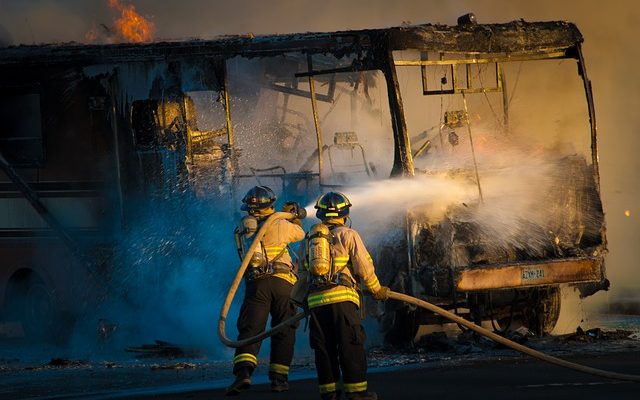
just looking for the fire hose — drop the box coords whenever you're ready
[219,212,640,382]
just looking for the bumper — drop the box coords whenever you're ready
[455,256,605,292]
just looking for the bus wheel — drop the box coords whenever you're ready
[493,287,561,336]
[382,306,419,346]
[523,287,561,336]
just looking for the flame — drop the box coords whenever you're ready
[108,0,155,43]
[624,210,631,217]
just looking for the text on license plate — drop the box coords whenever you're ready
[522,268,545,280]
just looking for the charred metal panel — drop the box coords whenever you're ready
[456,257,603,291]
[389,21,583,54]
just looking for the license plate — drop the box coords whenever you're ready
[522,267,545,280]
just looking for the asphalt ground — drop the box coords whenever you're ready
[117,350,640,400]
[3,314,639,400]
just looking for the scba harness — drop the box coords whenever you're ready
[235,215,293,281]
[305,223,355,289]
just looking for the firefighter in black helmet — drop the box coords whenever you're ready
[304,191,389,400]
[226,185,306,396]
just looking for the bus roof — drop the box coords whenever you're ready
[0,19,582,66]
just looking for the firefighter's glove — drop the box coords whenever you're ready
[372,286,390,301]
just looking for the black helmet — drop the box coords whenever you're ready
[315,191,352,219]
[241,186,276,211]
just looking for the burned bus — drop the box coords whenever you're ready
[0,15,607,344]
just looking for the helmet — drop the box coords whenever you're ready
[241,186,276,211]
[315,191,351,219]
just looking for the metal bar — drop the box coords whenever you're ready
[576,44,600,192]
[0,190,100,198]
[223,60,234,148]
[358,144,372,177]
[280,91,290,126]
[236,172,319,179]
[266,82,334,103]
[499,63,510,131]
[182,95,193,164]
[412,140,431,158]
[383,47,414,177]
[394,51,569,66]
[0,151,83,258]
[451,63,458,92]
[326,76,337,102]
[308,55,324,184]
[423,87,503,96]
[456,257,603,291]
[420,51,428,94]
[108,77,125,229]
[294,65,366,78]
[327,145,336,176]
[437,52,445,150]
[461,92,483,202]
[0,181,102,191]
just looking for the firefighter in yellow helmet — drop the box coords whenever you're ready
[226,185,305,396]
[304,191,389,400]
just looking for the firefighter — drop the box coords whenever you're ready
[226,185,305,396]
[304,191,389,400]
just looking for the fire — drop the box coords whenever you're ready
[108,0,155,43]
[624,210,631,217]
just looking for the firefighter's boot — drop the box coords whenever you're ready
[225,367,252,396]
[347,391,378,400]
[321,391,343,400]
[270,373,289,392]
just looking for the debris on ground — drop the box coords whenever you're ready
[150,362,197,370]
[601,329,636,340]
[565,327,635,342]
[415,331,455,352]
[628,332,640,340]
[24,358,92,370]
[48,358,90,367]
[102,361,118,368]
[367,346,429,367]
[456,329,494,348]
[126,340,203,359]
[502,329,531,345]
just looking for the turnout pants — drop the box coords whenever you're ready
[233,276,298,380]
[309,301,368,395]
